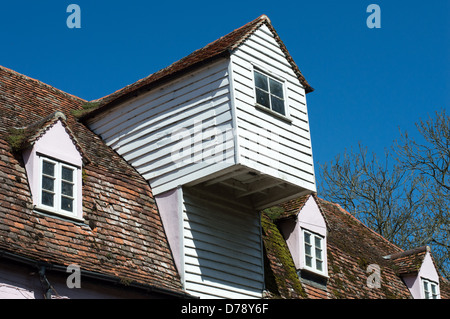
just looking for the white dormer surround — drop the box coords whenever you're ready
[22,119,84,221]
[278,196,328,278]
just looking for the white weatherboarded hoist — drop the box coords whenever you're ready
[86,15,316,299]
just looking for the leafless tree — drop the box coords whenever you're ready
[395,109,449,279]
[318,109,449,279]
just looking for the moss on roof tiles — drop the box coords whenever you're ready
[261,212,307,299]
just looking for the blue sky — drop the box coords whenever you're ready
[1,0,449,181]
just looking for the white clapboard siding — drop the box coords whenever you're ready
[88,58,237,195]
[230,23,316,191]
[182,187,264,299]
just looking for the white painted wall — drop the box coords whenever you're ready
[230,24,316,192]
[88,58,235,196]
[88,24,316,197]
[182,186,264,299]
[279,196,327,275]
[86,23,317,299]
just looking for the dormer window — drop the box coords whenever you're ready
[422,278,440,299]
[386,246,442,299]
[39,156,79,216]
[254,70,286,116]
[277,195,329,283]
[16,112,86,221]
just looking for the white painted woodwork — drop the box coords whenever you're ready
[87,23,317,298]
[182,186,264,299]
[88,24,316,205]
[230,24,316,193]
[88,58,236,195]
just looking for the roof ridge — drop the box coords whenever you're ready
[320,198,404,253]
[81,14,311,120]
[0,65,87,103]
[92,15,269,105]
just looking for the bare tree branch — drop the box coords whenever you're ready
[318,109,449,279]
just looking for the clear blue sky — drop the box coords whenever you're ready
[1,0,449,180]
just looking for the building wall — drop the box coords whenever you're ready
[87,58,235,196]
[182,186,264,298]
[230,23,316,192]
[0,259,164,299]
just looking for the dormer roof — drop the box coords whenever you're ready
[276,194,330,232]
[8,111,89,164]
[79,14,313,121]
[384,246,429,275]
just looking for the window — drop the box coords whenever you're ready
[422,278,440,299]
[39,156,78,217]
[254,70,286,116]
[303,229,325,274]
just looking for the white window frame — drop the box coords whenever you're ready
[37,155,79,219]
[252,68,290,120]
[422,278,440,299]
[302,228,326,276]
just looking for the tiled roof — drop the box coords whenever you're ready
[322,198,409,299]
[0,65,184,295]
[79,14,313,121]
[263,195,450,299]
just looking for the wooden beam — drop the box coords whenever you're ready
[235,178,284,198]
[203,168,247,186]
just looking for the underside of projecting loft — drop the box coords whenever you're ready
[184,164,314,211]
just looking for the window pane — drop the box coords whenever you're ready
[269,78,283,98]
[42,176,54,191]
[431,284,436,294]
[254,71,268,91]
[256,88,270,108]
[43,161,55,176]
[61,196,73,212]
[62,181,73,197]
[315,248,322,260]
[304,232,311,244]
[305,256,312,267]
[62,166,73,182]
[271,96,285,115]
[315,236,322,248]
[305,243,311,256]
[316,260,323,271]
[431,283,438,298]
[42,191,54,207]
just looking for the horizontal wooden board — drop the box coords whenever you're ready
[182,187,263,299]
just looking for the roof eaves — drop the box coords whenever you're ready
[255,18,314,94]
[79,14,313,121]
[79,51,231,121]
[0,248,194,299]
